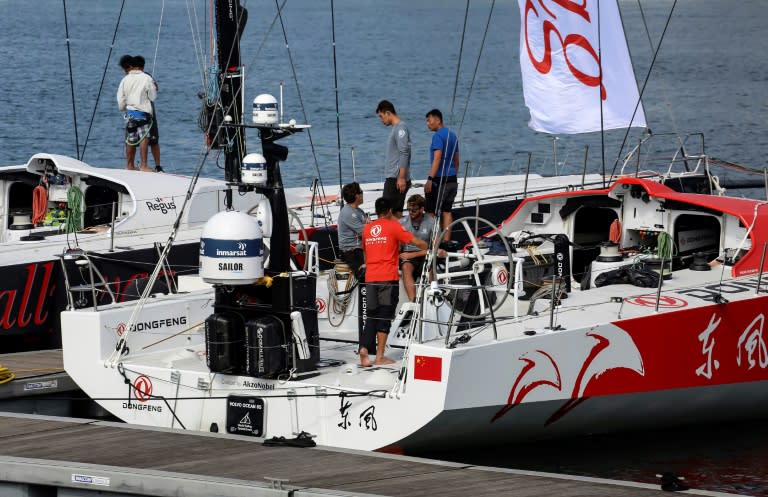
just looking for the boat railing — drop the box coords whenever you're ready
[619,132,709,179]
[58,248,117,311]
[301,239,320,274]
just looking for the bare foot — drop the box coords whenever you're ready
[140,166,154,172]
[125,165,137,171]
[374,356,395,366]
[359,349,372,367]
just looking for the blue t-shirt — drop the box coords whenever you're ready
[429,127,459,178]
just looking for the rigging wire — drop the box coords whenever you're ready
[449,0,470,126]
[635,0,680,136]
[79,0,127,162]
[109,143,217,365]
[272,0,333,221]
[184,0,208,90]
[609,0,678,182]
[61,0,81,160]
[456,0,495,139]
[330,0,344,198]
[598,2,605,187]
[151,0,166,78]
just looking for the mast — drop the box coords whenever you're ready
[206,0,304,274]
[214,0,248,184]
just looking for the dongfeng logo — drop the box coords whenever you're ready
[133,375,153,402]
[370,225,382,237]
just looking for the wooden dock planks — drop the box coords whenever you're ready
[0,412,734,497]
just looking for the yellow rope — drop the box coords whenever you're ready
[0,363,16,385]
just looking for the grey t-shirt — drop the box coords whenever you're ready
[385,121,411,179]
[400,213,435,252]
[337,204,367,251]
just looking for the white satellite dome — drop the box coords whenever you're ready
[252,93,278,125]
[241,152,268,186]
[200,211,264,285]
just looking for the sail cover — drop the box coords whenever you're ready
[518,0,646,134]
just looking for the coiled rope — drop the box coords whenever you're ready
[65,185,83,233]
[0,364,16,385]
[609,219,622,243]
[32,185,48,226]
[656,231,675,260]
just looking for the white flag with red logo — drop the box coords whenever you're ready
[518,0,646,134]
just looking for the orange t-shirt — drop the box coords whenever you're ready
[362,217,414,282]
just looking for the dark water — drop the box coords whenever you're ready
[1,0,767,494]
[421,419,768,496]
[1,0,766,187]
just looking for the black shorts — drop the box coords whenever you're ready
[341,248,364,274]
[400,254,425,277]
[383,177,411,214]
[365,281,398,332]
[425,177,458,214]
[148,115,159,146]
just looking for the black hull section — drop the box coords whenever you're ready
[0,243,199,353]
[393,380,768,455]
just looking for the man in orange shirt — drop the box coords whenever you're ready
[361,197,427,366]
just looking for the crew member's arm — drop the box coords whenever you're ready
[425,149,441,194]
[396,128,411,193]
[453,148,460,176]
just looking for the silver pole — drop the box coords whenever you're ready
[757,242,767,295]
[654,254,665,312]
[552,136,559,176]
[523,152,532,197]
[548,274,557,329]
[460,160,470,204]
[763,168,767,201]
[581,145,589,189]
[109,202,116,252]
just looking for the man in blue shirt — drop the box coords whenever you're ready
[424,109,460,242]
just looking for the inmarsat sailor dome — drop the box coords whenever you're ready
[241,152,268,186]
[252,94,278,125]
[200,211,264,285]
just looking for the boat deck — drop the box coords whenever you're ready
[0,410,734,497]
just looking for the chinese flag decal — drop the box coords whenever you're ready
[414,355,442,382]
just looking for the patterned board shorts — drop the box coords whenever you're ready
[125,119,152,145]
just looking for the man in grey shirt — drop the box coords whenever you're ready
[337,181,367,272]
[376,99,411,218]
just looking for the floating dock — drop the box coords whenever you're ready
[0,351,742,497]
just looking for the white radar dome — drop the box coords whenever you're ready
[200,211,264,285]
[241,153,268,186]
[252,94,278,125]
